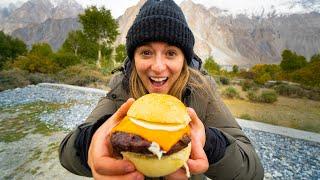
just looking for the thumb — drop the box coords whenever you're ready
[187,141,208,174]
[112,98,135,121]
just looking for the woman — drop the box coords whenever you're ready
[59,0,264,179]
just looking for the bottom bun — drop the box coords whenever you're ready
[121,143,191,177]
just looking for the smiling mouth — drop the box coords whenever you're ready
[149,77,168,86]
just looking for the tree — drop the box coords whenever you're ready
[30,43,53,57]
[79,6,119,68]
[232,65,239,74]
[61,30,99,61]
[115,44,127,63]
[203,56,220,75]
[0,31,27,69]
[61,30,84,56]
[310,53,320,64]
[280,49,307,72]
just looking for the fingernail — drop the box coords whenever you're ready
[125,165,135,172]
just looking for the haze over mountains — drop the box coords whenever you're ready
[1,0,319,66]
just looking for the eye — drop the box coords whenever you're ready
[166,50,177,57]
[141,50,152,57]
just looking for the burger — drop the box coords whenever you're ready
[110,93,191,177]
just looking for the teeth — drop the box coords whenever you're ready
[150,77,167,82]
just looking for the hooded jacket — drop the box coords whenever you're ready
[59,72,264,180]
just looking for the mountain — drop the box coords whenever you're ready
[12,18,81,50]
[115,0,320,65]
[52,0,83,19]
[1,0,319,65]
[0,3,19,19]
[0,0,83,34]
[0,0,83,51]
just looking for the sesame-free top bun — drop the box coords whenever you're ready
[127,93,191,124]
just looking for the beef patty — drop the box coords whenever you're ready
[111,132,190,156]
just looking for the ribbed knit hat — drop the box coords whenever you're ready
[126,0,195,64]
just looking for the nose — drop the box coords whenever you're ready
[151,54,166,74]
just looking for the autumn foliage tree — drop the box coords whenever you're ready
[203,56,220,75]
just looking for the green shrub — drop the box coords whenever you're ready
[260,90,278,103]
[12,55,60,73]
[56,64,110,86]
[220,76,230,85]
[274,84,305,98]
[239,70,256,79]
[51,53,80,68]
[247,90,278,103]
[241,79,257,91]
[222,86,239,99]
[0,69,30,91]
[254,73,272,85]
[247,90,259,102]
[239,114,252,120]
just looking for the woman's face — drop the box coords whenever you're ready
[134,42,185,94]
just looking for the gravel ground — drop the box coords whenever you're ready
[0,84,319,179]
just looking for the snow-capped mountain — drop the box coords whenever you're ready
[194,0,320,18]
[116,0,320,65]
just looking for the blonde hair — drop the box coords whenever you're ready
[129,60,213,101]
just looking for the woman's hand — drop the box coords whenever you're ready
[165,108,209,180]
[87,98,144,180]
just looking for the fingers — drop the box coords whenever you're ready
[187,107,206,147]
[187,157,208,174]
[186,107,209,174]
[165,168,188,180]
[93,171,144,180]
[93,157,136,176]
[187,134,209,174]
[187,108,203,128]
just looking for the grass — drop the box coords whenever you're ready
[0,101,73,142]
[223,96,320,133]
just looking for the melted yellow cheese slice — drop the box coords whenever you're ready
[112,116,190,152]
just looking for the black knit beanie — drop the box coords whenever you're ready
[126,0,195,64]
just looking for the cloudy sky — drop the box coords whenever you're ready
[1,0,318,18]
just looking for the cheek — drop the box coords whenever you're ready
[135,61,149,75]
[169,61,184,76]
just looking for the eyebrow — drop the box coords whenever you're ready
[138,43,177,49]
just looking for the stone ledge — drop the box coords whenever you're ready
[237,118,320,143]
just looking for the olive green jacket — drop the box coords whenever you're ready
[59,73,264,180]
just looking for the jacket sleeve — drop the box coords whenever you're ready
[203,76,264,180]
[59,75,121,177]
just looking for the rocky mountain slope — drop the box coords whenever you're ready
[1,0,319,65]
[0,0,83,51]
[116,0,320,65]
[11,18,81,50]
